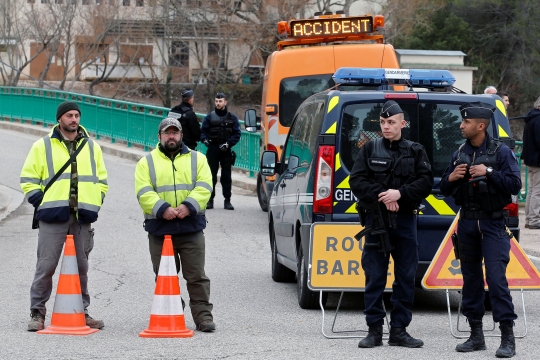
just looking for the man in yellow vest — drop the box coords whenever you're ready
[135,117,215,332]
[20,101,108,331]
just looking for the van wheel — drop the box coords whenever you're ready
[257,175,269,212]
[297,246,327,309]
[271,227,295,282]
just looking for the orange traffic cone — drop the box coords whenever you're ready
[139,235,194,338]
[38,235,98,335]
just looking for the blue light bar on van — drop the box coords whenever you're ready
[332,68,456,87]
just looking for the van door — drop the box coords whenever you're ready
[274,107,309,260]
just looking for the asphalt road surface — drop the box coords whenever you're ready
[1,127,540,359]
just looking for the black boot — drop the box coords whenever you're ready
[495,321,516,358]
[224,199,234,210]
[358,326,383,348]
[206,200,213,209]
[388,327,424,348]
[456,319,486,352]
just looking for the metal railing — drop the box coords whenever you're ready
[0,86,260,177]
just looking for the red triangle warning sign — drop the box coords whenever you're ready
[422,212,540,290]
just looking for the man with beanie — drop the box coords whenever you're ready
[200,92,241,210]
[350,100,433,349]
[169,88,201,150]
[135,117,215,332]
[20,101,108,331]
[522,96,540,229]
[440,102,521,358]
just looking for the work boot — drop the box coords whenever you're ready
[206,200,213,209]
[358,326,383,348]
[85,314,104,329]
[388,327,424,348]
[456,319,486,352]
[224,199,234,210]
[495,321,516,358]
[27,310,45,332]
[196,320,216,332]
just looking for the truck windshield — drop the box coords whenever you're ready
[279,75,334,127]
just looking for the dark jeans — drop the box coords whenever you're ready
[458,217,517,323]
[31,215,93,315]
[362,213,418,328]
[206,144,232,201]
[148,231,213,324]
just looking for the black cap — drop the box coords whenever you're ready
[215,92,226,99]
[459,102,495,119]
[380,100,403,119]
[181,88,194,98]
[158,118,182,133]
[56,101,81,120]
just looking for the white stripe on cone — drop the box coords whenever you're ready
[158,256,177,276]
[150,295,184,315]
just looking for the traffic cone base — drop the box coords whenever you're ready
[139,315,194,338]
[140,235,194,338]
[37,235,98,336]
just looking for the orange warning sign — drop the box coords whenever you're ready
[422,212,540,290]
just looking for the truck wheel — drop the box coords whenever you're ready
[297,246,327,309]
[271,227,295,282]
[257,175,269,212]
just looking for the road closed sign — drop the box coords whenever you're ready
[308,222,395,291]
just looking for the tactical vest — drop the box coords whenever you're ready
[169,104,192,127]
[367,138,416,190]
[208,111,234,144]
[453,138,511,212]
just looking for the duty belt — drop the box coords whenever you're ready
[461,209,504,220]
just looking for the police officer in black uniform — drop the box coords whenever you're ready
[200,92,241,210]
[169,88,201,150]
[440,102,521,358]
[350,100,434,349]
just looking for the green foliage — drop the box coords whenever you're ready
[391,0,540,115]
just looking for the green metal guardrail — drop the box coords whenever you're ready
[0,86,530,199]
[0,87,260,177]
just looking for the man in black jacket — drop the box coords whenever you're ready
[169,88,201,150]
[350,100,433,349]
[522,96,540,229]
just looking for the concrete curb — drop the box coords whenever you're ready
[0,185,24,222]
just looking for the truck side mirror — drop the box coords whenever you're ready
[260,151,278,176]
[244,109,260,132]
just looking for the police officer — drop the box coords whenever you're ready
[169,88,201,150]
[350,100,434,349]
[440,102,521,358]
[200,92,241,210]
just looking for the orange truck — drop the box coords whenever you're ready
[245,11,401,211]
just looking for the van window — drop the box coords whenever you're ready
[283,105,310,168]
[340,101,469,178]
[279,75,334,127]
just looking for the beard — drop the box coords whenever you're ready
[60,122,77,133]
[161,138,182,153]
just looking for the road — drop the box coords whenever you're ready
[1,127,540,359]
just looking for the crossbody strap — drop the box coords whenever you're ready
[43,138,88,194]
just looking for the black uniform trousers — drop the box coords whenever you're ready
[362,213,418,328]
[458,217,517,323]
[206,144,232,201]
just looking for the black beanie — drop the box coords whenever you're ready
[56,101,81,120]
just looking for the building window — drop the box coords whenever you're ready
[41,0,48,3]
[208,43,226,69]
[27,0,36,3]
[170,41,189,67]
[82,0,89,4]
[136,0,143,5]
[233,1,242,10]
[123,0,130,5]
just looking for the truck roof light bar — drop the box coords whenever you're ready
[332,68,456,88]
